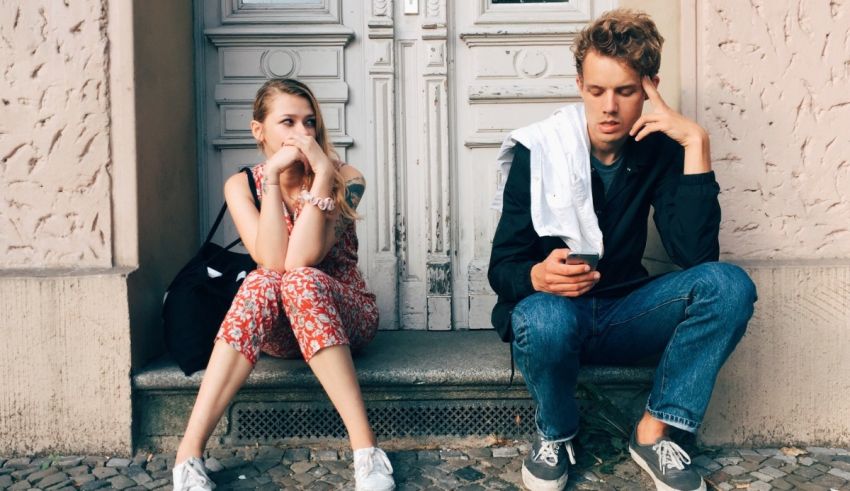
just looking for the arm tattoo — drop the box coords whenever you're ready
[344,176,366,210]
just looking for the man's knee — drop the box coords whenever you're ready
[691,262,757,335]
[511,293,582,362]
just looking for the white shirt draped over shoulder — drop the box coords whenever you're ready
[492,103,604,257]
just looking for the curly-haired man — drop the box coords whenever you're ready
[488,9,757,491]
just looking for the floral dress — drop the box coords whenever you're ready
[215,163,379,364]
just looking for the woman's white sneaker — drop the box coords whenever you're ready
[172,456,216,491]
[353,447,396,491]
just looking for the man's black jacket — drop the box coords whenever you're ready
[488,133,721,342]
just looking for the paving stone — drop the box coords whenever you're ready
[750,470,774,482]
[492,447,519,458]
[722,465,748,476]
[6,481,32,491]
[440,449,466,460]
[0,474,12,487]
[454,466,485,482]
[108,474,138,490]
[4,458,31,469]
[828,467,850,481]
[813,472,848,488]
[284,448,311,462]
[107,458,132,468]
[79,479,112,490]
[72,473,96,486]
[770,477,794,490]
[757,448,782,457]
[693,454,722,471]
[91,466,119,479]
[760,466,788,478]
[794,465,825,479]
[142,477,170,489]
[716,456,743,466]
[10,467,38,481]
[417,451,441,464]
[291,461,316,474]
[253,458,280,473]
[55,456,84,469]
[130,471,153,485]
[29,466,61,484]
[464,448,492,459]
[40,472,70,489]
[315,450,338,461]
[748,480,772,491]
[83,457,107,468]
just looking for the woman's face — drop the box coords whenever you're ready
[252,92,317,157]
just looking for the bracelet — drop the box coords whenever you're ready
[300,190,335,211]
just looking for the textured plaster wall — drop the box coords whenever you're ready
[698,1,850,259]
[0,0,112,268]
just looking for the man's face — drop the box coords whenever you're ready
[577,50,651,155]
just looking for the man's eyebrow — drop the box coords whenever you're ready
[585,83,640,90]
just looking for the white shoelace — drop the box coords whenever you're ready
[534,440,577,466]
[355,447,394,480]
[652,440,692,475]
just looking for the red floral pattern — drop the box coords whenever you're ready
[215,163,379,364]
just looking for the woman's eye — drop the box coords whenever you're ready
[305,119,316,127]
[281,119,293,125]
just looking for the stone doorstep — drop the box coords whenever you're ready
[133,331,655,448]
[133,330,655,391]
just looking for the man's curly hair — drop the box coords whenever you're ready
[572,9,664,78]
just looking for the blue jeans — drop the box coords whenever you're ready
[511,262,757,440]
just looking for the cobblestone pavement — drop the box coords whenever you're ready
[2,443,849,490]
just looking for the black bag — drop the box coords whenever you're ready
[163,167,260,375]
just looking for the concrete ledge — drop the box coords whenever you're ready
[133,330,656,390]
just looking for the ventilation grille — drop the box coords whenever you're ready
[231,399,535,443]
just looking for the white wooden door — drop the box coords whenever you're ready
[196,0,399,326]
[453,0,616,329]
[198,0,617,332]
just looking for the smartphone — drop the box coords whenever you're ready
[565,252,600,270]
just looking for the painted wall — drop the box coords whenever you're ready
[128,0,198,370]
[0,1,113,268]
[0,0,197,454]
[695,1,849,259]
[686,0,850,445]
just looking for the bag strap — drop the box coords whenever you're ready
[203,167,261,248]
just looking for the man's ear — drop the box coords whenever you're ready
[576,76,584,92]
[644,75,661,100]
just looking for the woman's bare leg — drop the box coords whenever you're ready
[308,345,376,450]
[175,340,254,464]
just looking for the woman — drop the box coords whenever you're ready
[172,78,393,491]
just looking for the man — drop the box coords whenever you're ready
[488,9,757,491]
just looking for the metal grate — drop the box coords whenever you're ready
[231,399,535,443]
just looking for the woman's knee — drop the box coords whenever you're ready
[511,293,582,360]
[282,267,329,294]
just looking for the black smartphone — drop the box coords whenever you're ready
[565,252,599,270]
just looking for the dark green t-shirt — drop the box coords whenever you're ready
[590,154,623,196]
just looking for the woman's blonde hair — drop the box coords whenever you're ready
[253,78,358,221]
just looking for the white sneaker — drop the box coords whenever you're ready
[353,447,396,491]
[172,456,216,491]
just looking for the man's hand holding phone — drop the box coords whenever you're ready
[530,249,601,297]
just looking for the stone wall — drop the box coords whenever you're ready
[0,1,113,268]
[696,1,849,259]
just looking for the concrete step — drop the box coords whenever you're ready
[133,331,654,450]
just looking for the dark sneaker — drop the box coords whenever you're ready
[629,429,706,491]
[521,434,576,491]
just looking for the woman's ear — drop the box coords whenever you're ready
[250,120,264,144]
